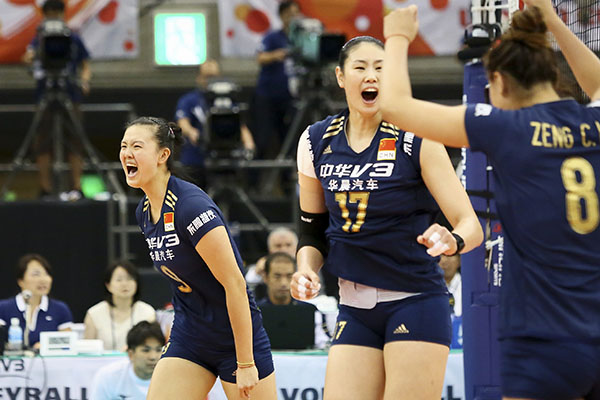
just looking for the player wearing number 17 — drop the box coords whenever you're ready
[292,36,482,399]
[381,2,600,399]
[119,117,276,400]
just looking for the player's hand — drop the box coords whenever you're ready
[523,0,555,20]
[384,5,419,42]
[236,365,258,399]
[417,223,457,257]
[291,270,321,301]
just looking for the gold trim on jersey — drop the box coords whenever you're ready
[142,198,149,212]
[381,121,401,138]
[167,190,178,201]
[322,115,346,139]
[165,190,178,211]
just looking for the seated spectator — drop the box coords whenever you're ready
[84,261,156,351]
[245,227,298,299]
[0,254,73,349]
[90,321,164,400]
[257,252,330,349]
[439,254,462,317]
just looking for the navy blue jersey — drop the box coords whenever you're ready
[306,109,445,293]
[465,99,600,341]
[174,89,208,166]
[135,176,260,349]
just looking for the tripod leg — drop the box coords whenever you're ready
[260,99,308,194]
[62,99,125,197]
[232,186,270,230]
[53,110,66,194]
[0,102,49,199]
[277,98,308,161]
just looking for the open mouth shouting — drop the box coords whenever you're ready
[362,88,378,104]
[126,164,138,178]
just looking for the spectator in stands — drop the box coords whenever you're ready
[252,0,300,159]
[0,254,73,349]
[439,254,462,317]
[84,261,156,351]
[174,59,255,188]
[90,321,165,400]
[22,0,92,200]
[258,252,330,349]
[245,227,298,298]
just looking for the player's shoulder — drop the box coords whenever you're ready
[308,109,349,143]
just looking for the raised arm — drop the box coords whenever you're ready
[419,140,483,255]
[380,6,470,148]
[525,0,600,101]
[196,226,257,399]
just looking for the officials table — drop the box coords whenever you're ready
[0,350,464,399]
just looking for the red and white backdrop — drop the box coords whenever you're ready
[0,0,138,64]
[218,0,471,57]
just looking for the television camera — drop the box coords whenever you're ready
[204,80,249,159]
[288,17,345,66]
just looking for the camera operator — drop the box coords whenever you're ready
[174,59,255,189]
[252,1,300,160]
[22,0,91,201]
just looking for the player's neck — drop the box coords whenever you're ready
[515,83,561,109]
[144,172,171,223]
[346,111,381,139]
[345,111,381,152]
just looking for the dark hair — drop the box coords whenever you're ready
[484,6,558,91]
[125,117,184,173]
[338,36,384,70]
[17,254,52,281]
[264,252,296,276]
[42,0,65,14]
[278,1,297,16]
[103,260,141,306]
[126,321,165,350]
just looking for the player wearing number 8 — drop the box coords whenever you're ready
[292,36,482,399]
[382,2,600,399]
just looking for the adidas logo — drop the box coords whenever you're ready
[323,145,332,155]
[393,324,410,334]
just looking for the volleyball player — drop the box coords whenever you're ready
[291,36,483,399]
[381,4,600,399]
[119,117,276,399]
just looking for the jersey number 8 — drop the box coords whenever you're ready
[560,157,599,234]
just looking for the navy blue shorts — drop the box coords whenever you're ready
[161,327,274,384]
[331,293,452,349]
[501,337,600,400]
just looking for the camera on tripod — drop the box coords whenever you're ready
[36,18,74,77]
[288,18,345,66]
[205,80,248,159]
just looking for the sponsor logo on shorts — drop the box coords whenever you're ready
[393,324,410,334]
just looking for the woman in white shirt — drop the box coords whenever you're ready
[84,261,156,351]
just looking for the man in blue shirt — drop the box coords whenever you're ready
[175,59,255,188]
[90,321,165,400]
[22,0,91,200]
[253,1,300,159]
